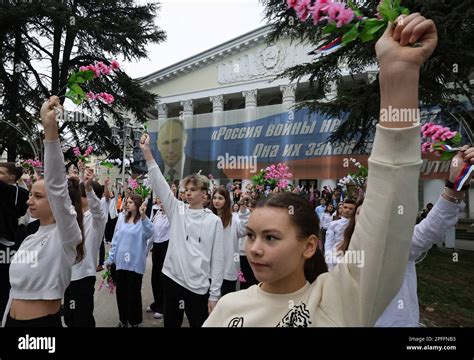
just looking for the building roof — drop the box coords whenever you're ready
[139,24,273,88]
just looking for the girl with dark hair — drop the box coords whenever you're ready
[210,187,247,296]
[2,96,84,327]
[105,194,154,327]
[204,16,437,326]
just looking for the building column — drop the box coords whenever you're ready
[156,102,168,129]
[180,99,194,125]
[280,83,297,111]
[210,95,224,124]
[242,89,257,122]
[157,103,168,121]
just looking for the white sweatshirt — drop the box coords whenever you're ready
[222,213,247,281]
[71,190,107,281]
[3,139,82,326]
[375,196,464,326]
[147,160,224,301]
[238,208,251,256]
[204,124,421,326]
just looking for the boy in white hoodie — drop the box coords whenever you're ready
[140,139,224,327]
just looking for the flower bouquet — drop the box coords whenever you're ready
[132,176,152,200]
[98,266,116,294]
[421,123,472,191]
[63,60,120,105]
[338,158,367,198]
[421,123,461,160]
[72,145,94,163]
[287,0,410,52]
[20,158,43,183]
[251,163,293,197]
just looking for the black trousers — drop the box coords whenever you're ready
[98,240,105,266]
[163,275,208,328]
[105,215,118,243]
[239,255,258,289]
[5,311,62,327]
[221,279,237,297]
[64,276,96,327]
[150,241,168,313]
[116,270,143,326]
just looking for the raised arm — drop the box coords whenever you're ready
[139,133,179,218]
[320,14,438,326]
[41,96,82,247]
[410,147,473,260]
[139,202,155,240]
[84,168,107,224]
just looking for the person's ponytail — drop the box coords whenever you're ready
[67,177,85,263]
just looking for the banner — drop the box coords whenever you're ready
[146,104,453,181]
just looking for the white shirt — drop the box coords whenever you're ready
[320,212,334,230]
[152,211,171,244]
[3,140,82,326]
[71,190,107,281]
[222,213,247,281]
[376,196,464,327]
[324,217,349,271]
[100,197,109,219]
[147,160,224,301]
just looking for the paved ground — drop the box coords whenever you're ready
[93,244,189,327]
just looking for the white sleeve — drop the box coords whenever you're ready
[146,160,180,218]
[410,196,463,261]
[43,139,82,247]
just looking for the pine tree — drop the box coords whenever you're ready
[0,0,166,161]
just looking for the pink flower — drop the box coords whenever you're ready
[309,0,331,24]
[336,8,354,28]
[327,2,345,22]
[101,66,111,76]
[421,142,432,154]
[73,147,81,157]
[287,0,299,9]
[79,66,89,72]
[128,178,139,190]
[84,146,94,156]
[97,92,115,105]
[295,0,311,21]
[86,91,97,101]
[110,60,120,70]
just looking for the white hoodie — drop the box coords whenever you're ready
[146,160,224,301]
[222,212,248,281]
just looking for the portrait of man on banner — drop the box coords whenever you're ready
[153,118,227,181]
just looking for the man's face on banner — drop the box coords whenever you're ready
[157,121,186,167]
